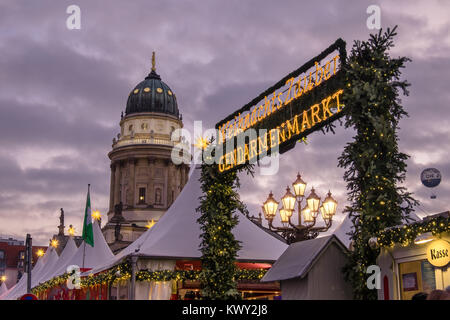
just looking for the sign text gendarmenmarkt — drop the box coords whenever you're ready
[215,39,347,172]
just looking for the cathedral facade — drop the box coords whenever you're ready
[102,55,190,252]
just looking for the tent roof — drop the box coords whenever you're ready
[37,237,78,285]
[261,235,347,282]
[0,282,7,296]
[65,220,114,270]
[5,247,59,300]
[31,247,59,287]
[2,247,50,299]
[87,168,288,275]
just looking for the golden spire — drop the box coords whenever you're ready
[151,51,156,72]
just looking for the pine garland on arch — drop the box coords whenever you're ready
[196,151,253,300]
[338,26,418,299]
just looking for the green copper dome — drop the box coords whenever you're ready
[125,63,180,118]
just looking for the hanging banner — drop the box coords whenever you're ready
[215,39,347,173]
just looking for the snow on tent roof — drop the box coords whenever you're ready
[36,237,78,285]
[86,168,288,275]
[65,220,114,270]
[261,235,347,282]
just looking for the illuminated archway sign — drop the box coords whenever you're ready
[215,39,347,172]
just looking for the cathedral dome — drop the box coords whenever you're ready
[125,54,179,118]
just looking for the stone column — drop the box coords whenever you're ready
[114,161,122,205]
[128,158,135,207]
[148,157,155,204]
[167,161,173,206]
[109,163,116,211]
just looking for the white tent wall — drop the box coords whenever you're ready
[135,260,175,300]
[111,259,175,300]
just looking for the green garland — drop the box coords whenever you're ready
[31,262,268,295]
[337,26,418,300]
[197,149,254,300]
[377,216,450,247]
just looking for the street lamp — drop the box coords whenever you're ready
[302,206,314,224]
[259,173,338,244]
[322,191,338,217]
[281,187,296,211]
[306,188,321,215]
[279,207,293,225]
[292,173,307,198]
[263,191,279,221]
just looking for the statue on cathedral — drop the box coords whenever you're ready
[58,208,65,236]
[111,201,125,224]
[114,222,123,241]
[115,202,123,216]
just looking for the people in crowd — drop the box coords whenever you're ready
[411,292,428,300]
[426,289,450,300]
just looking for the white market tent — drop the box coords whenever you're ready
[31,247,59,287]
[86,167,288,275]
[0,282,8,296]
[3,246,59,300]
[1,246,51,299]
[65,220,114,272]
[36,237,78,285]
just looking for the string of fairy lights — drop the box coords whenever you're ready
[376,215,450,247]
[31,262,268,294]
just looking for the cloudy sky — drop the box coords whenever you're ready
[0,0,449,245]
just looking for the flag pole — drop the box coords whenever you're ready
[82,184,90,270]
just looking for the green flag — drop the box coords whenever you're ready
[82,185,94,247]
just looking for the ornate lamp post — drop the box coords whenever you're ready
[261,173,338,244]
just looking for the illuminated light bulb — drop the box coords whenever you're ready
[68,225,75,236]
[194,136,209,150]
[51,239,59,248]
[146,219,156,229]
[92,210,102,221]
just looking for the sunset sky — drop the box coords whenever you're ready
[1,0,449,245]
